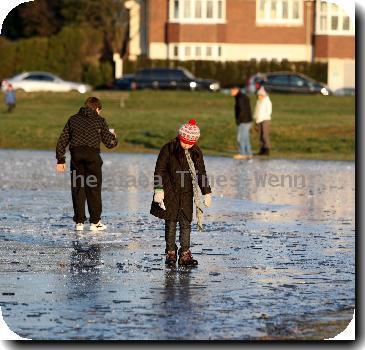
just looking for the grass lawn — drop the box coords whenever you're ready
[0,90,355,160]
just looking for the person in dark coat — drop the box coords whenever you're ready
[56,97,118,232]
[230,86,253,160]
[150,119,212,267]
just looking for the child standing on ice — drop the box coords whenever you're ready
[150,119,212,267]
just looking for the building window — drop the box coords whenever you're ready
[169,0,226,23]
[316,1,354,35]
[206,1,213,18]
[185,46,191,57]
[270,1,277,19]
[184,0,191,18]
[173,46,179,58]
[171,43,223,60]
[343,15,350,30]
[292,0,299,19]
[256,0,303,25]
[173,0,179,19]
[217,0,223,19]
[282,0,288,18]
[331,15,338,30]
[195,0,202,18]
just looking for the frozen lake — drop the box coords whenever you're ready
[0,149,355,340]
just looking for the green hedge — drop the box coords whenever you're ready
[0,26,111,87]
[123,57,328,87]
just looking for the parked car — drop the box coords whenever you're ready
[1,72,92,93]
[110,68,220,92]
[109,74,135,90]
[246,72,331,95]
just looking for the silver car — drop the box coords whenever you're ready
[1,71,92,93]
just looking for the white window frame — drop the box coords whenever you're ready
[169,0,226,24]
[256,0,304,26]
[169,43,223,61]
[315,0,355,36]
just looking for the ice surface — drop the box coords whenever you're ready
[0,150,355,340]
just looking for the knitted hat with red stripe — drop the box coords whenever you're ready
[178,119,200,145]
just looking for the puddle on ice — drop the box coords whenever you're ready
[0,150,355,340]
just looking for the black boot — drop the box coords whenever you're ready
[257,148,270,156]
[178,250,198,267]
[165,250,177,267]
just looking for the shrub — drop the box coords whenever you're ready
[0,26,104,85]
[0,37,17,79]
[83,61,113,87]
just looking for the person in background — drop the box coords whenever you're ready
[230,86,253,160]
[150,119,212,268]
[254,86,272,156]
[5,84,16,113]
[55,97,118,232]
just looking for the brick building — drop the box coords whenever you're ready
[124,0,355,90]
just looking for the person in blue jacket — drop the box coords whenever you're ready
[5,84,16,113]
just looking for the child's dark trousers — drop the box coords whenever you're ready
[7,103,15,113]
[165,210,191,253]
[70,147,103,224]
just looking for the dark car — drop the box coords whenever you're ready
[247,72,331,95]
[110,74,136,90]
[111,67,220,92]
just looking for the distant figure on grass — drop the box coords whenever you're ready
[230,86,253,160]
[55,97,118,232]
[254,86,272,156]
[150,119,212,267]
[5,83,16,113]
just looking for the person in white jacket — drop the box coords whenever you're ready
[253,86,272,156]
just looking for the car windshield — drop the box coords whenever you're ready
[290,75,308,87]
[23,73,56,82]
[9,73,28,81]
[181,68,195,79]
[267,75,289,85]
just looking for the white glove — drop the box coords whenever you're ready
[154,189,164,204]
[204,193,212,208]
[159,201,166,210]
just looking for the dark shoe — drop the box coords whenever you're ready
[178,250,198,267]
[257,148,270,156]
[165,250,177,267]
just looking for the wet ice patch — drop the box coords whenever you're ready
[0,150,355,340]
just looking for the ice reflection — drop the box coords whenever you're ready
[0,150,355,340]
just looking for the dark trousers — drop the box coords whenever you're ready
[165,211,191,253]
[70,149,103,224]
[258,120,271,150]
[7,103,15,113]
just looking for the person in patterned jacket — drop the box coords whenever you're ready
[56,97,118,232]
